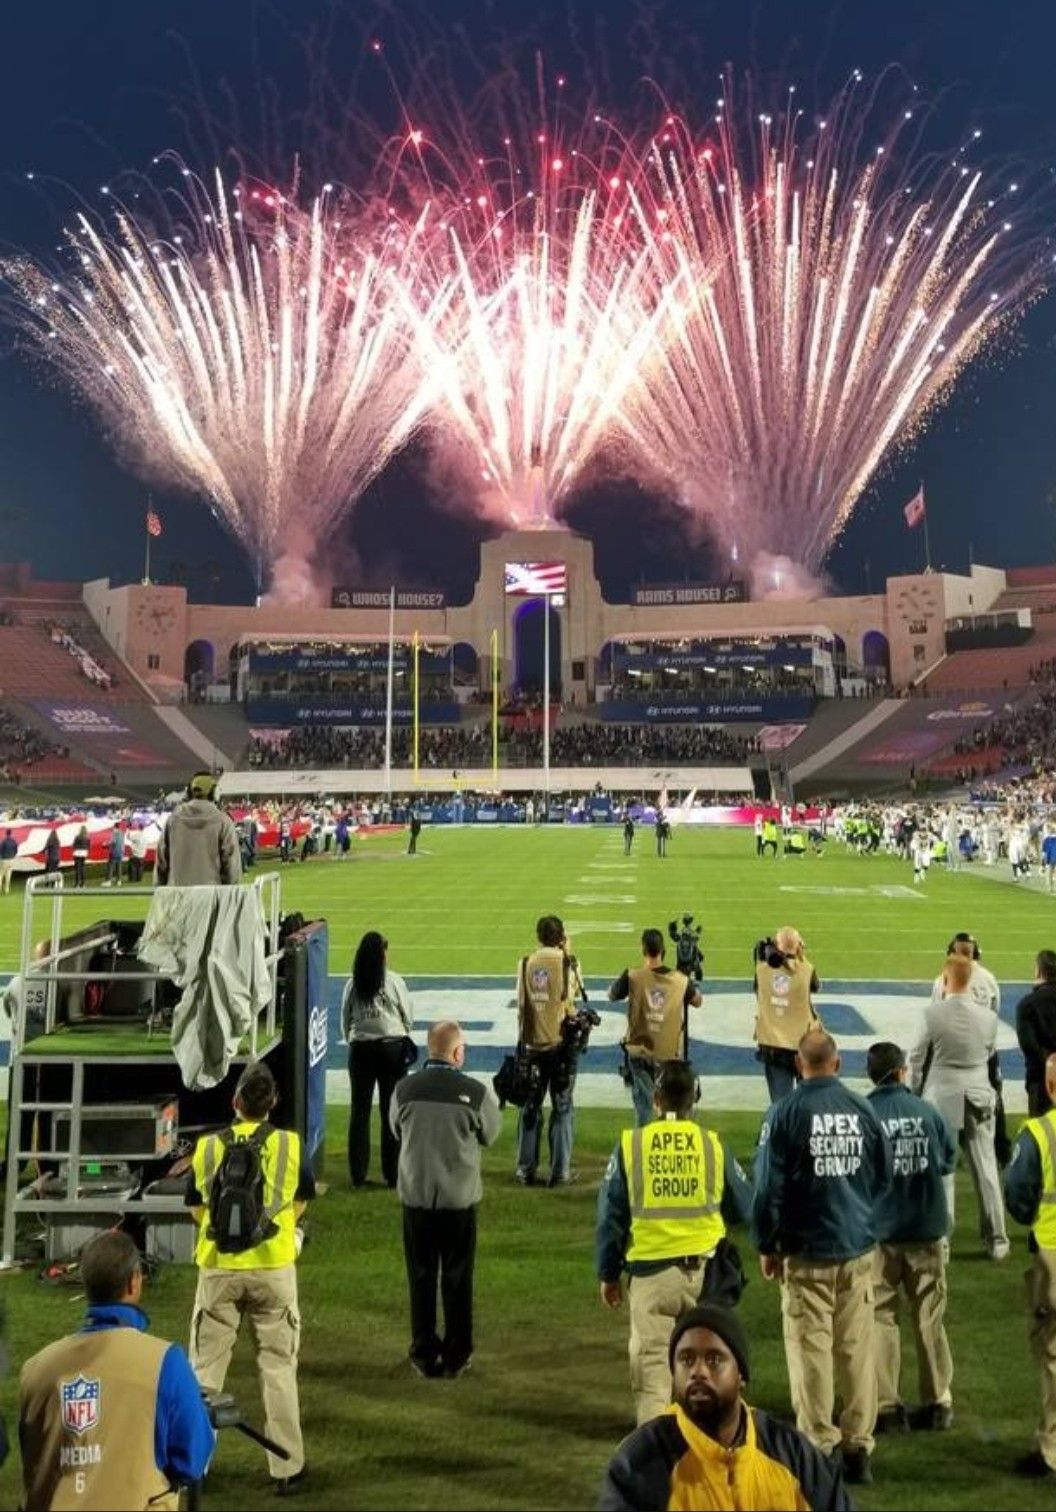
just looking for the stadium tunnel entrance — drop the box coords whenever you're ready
[862,629,890,678]
[184,638,215,683]
[514,599,562,694]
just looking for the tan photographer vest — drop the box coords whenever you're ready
[519,947,573,1049]
[755,956,817,1052]
[625,967,688,1062]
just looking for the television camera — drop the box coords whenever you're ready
[669,915,705,981]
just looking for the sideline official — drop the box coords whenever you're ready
[866,1041,957,1433]
[391,1020,502,1377]
[609,930,702,1125]
[752,1030,889,1485]
[909,952,1009,1260]
[186,1063,314,1496]
[514,915,580,1185]
[19,1230,214,1511]
[1005,1051,1056,1480]
[595,1061,753,1424]
[753,927,821,1102]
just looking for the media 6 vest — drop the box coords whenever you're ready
[519,947,573,1050]
[1025,1110,1056,1251]
[755,957,816,1052]
[20,1328,174,1512]
[626,967,688,1063]
[621,1119,725,1263]
[191,1119,301,1269]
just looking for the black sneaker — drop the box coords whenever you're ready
[409,1354,443,1379]
[908,1403,954,1432]
[875,1405,910,1434]
[515,1168,536,1186]
[444,1356,473,1379]
[837,1446,872,1485]
[1014,1451,1056,1479]
[548,1171,579,1187]
[273,1467,308,1497]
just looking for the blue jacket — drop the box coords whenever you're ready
[867,1083,956,1244]
[751,1077,890,1261]
[81,1304,214,1485]
[1005,1127,1044,1229]
[595,1127,754,1282]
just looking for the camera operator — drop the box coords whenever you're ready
[19,1230,214,1510]
[609,929,702,1126]
[513,915,581,1186]
[753,926,821,1103]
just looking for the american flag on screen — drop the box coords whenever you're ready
[504,561,567,596]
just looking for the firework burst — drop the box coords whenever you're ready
[615,76,1048,573]
[2,163,447,596]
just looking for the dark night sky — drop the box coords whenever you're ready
[2,0,1056,605]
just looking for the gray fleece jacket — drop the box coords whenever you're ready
[390,1059,502,1208]
[154,799,242,887]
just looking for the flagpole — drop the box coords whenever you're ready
[412,630,420,780]
[542,591,550,804]
[142,496,152,585]
[384,586,395,796]
[921,483,933,573]
[490,627,499,784]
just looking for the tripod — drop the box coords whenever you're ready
[182,1393,290,1510]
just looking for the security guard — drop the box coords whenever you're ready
[754,927,821,1102]
[1005,1051,1056,1480]
[761,816,780,857]
[596,1060,753,1424]
[752,1030,890,1486]
[609,929,703,1125]
[866,1041,957,1434]
[186,1062,315,1496]
[514,915,579,1186]
[19,1230,214,1511]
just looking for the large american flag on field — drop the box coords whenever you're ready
[504,561,567,596]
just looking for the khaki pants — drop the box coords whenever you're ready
[628,1260,708,1425]
[0,859,13,894]
[190,1264,303,1478]
[874,1242,952,1411]
[1028,1250,1056,1471]
[782,1252,877,1455]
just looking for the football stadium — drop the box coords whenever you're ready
[4,5,1056,1510]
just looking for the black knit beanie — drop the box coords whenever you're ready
[668,1304,751,1382]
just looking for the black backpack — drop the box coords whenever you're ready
[207,1126,279,1254]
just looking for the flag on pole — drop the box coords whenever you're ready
[146,508,163,538]
[902,487,926,530]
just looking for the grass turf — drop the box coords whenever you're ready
[0,826,1053,1508]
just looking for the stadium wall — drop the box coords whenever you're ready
[218,765,754,796]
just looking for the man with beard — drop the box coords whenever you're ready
[598,1305,852,1511]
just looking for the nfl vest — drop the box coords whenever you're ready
[625,968,688,1063]
[755,957,816,1052]
[19,1327,174,1511]
[191,1119,301,1270]
[1026,1110,1056,1252]
[621,1119,726,1263]
[519,948,573,1050]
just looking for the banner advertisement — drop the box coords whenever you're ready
[244,698,462,727]
[330,588,446,609]
[33,702,129,735]
[599,695,815,723]
[631,582,747,606]
[304,924,329,1158]
[247,647,449,675]
[611,642,813,671]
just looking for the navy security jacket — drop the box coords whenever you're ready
[751,1076,890,1261]
[867,1083,956,1245]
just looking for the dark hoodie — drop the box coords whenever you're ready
[154,798,242,886]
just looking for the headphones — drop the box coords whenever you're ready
[946,931,981,961]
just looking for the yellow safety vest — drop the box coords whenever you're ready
[191,1119,301,1270]
[1026,1111,1056,1251]
[621,1118,726,1263]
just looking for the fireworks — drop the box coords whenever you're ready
[615,79,1046,573]
[2,165,447,595]
[2,71,1048,588]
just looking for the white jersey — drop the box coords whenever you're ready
[912,834,933,868]
[931,961,1000,1016]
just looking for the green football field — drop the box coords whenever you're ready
[0,825,1054,1510]
[1,821,1053,982]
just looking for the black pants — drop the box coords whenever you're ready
[402,1205,477,1374]
[348,1039,406,1186]
[73,856,86,888]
